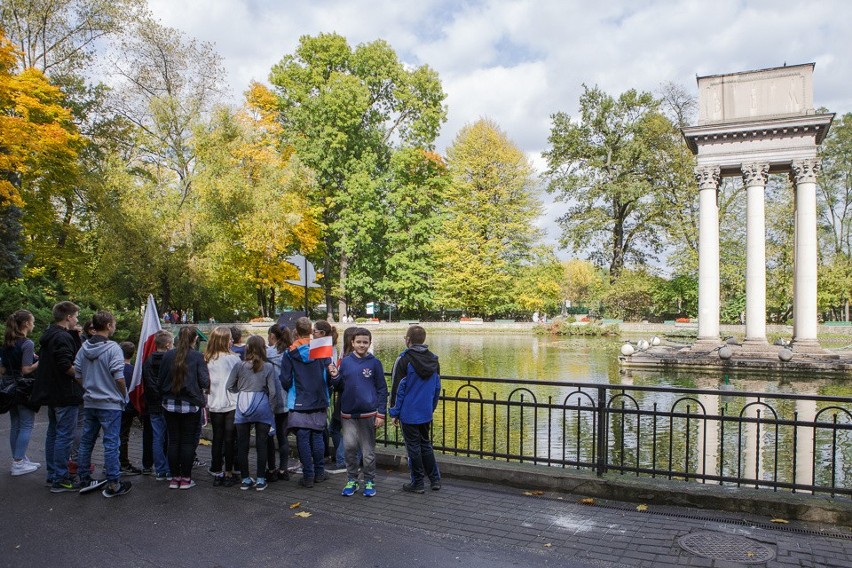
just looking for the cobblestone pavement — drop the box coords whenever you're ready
[2,418,850,567]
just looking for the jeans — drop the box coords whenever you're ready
[119,405,153,469]
[329,419,345,466]
[209,410,236,474]
[294,428,325,480]
[401,421,440,487]
[236,422,270,480]
[267,412,289,471]
[45,405,79,482]
[342,417,377,481]
[77,407,122,482]
[165,410,201,479]
[9,405,36,460]
[149,413,169,475]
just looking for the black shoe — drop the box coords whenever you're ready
[223,476,236,488]
[314,471,329,483]
[298,477,314,488]
[430,480,442,491]
[213,475,224,487]
[141,467,153,475]
[266,469,278,482]
[50,478,79,493]
[193,457,208,468]
[102,480,132,498]
[402,482,425,494]
[278,469,290,481]
[120,464,142,476]
[79,478,108,495]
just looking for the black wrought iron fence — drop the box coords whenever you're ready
[377,374,852,497]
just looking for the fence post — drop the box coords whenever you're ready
[596,385,607,476]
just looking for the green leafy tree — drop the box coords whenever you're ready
[562,259,606,309]
[435,119,542,316]
[513,247,564,314]
[543,85,694,281]
[268,33,446,318]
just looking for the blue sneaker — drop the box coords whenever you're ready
[363,480,376,497]
[255,478,267,491]
[341,479,358,496]
[240,477,254,490]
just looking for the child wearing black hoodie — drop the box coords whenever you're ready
[389,325,441,494]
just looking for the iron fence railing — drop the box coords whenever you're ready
[376,375,852,497]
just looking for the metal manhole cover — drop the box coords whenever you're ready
[678,531,775,564]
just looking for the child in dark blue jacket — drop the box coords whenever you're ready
[333,327,387,497]
[389,325,441,493]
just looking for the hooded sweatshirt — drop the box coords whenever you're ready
[279,339,331,412]
[334,352,387,419]
[388,344,440,425]
[30,324,83,407]
[206,353,240,413]
[74,335,126,411]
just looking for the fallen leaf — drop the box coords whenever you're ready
[544,543,552,548]
[198,439,212,446]
[523,490,545,496]
[289,502,301,509]
[746,551,756,558]
[579,498,596,505]
[770,518,789,524]
[294,511,312,518]
[636,504,648,512]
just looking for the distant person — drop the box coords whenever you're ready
[204,326,240,487]
[156,326,210,490]
[227,335,278,491]
[333,327,387,498]
[266,324,292,481]
[73,311,132,498]
[30,301,83,492]
[1,310,41,476]
[279,317,335,488]
[230,326,246,360]
[389,325,441,493]
[142,330,173,481]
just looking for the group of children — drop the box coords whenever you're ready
[2,302,443,499]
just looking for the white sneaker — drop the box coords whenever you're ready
[23,456,41,468]
[11,460,38,476]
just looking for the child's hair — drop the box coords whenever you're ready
[4,310,33,348]
[154,330,173,350]
[244,335,267,372]
[314,320,334,339]
[295,317,312,338]
[82,320,95,336]
[342,326,358,357]
[406,325,427,345]
[352,327,371,344]
[171,326,197,395]
[120,341,136,360]
[230,326,242,344]
[91,310,115,332]
[268,324,291,354]
[52,301,78,322]
[205,326,233,362]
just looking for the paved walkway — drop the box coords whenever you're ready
[2,418,851,567]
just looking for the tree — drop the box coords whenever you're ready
[269,33,446,318]
[434,119,542,316]
[543,85,694,281]
[562,259,605,308]
[818,113,852,257]
[512,247,564,314]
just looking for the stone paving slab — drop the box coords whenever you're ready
[3,417,851,567]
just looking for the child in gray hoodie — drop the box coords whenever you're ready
[73,311,132,498]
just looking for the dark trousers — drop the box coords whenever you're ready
[401,422,440,487]
[236,422,270,480]
[209,410,236,474]
[165,410,201,479]
[120,405,153,469]
[266,412,289,471]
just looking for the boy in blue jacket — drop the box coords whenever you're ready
[334,327,387,497]
[389,325,441,494]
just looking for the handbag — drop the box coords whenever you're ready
[0,374,17,414]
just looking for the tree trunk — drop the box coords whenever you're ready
[336,254,348,322]
[269,287,276,317]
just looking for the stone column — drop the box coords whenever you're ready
[695,165,721,347]
[742,163,769,347]
[791,159,821,350]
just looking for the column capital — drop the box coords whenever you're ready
[694,165,720,190]
[741,162,769,186]
[791,158,822,185]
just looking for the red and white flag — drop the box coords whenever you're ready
[129,294,161,414]
[308,336,333,360]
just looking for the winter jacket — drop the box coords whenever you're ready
[142,351,167,414]
[206,353,240,413]
[155,349,210,409]
[74,335,126,411]
[279,339,331,412]
[30,325,84,407]
[389,345,440,425]
[333,352,388,419]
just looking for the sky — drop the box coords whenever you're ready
[146,0,852,255]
